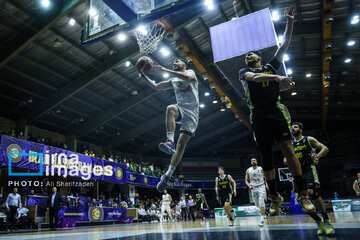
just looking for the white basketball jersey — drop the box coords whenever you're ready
[247,166,265,187]
[162,194,171,205]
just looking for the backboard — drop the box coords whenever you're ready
[81,0,195,46]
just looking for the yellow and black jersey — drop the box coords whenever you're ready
[292,136,314,169]
[239,57,282,110]
[196,193,204,204]
[217,174,233,195]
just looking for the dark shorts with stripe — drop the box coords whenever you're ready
[295,165,320,192]
[218,193,232,206]
[251,103,292,171]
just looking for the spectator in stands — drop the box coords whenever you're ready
[102,154,106,160]
[17,131,24,139]
[89,150,95,157]
[47,187,64,231]
[74,193,80,201]
[146,207,152,222]
[108,154,114,162]
[67,193,75,200]
[11,129,16,137]
[16,206,33,229]
[75,199,82,207]
[84,149,89,156]
[138,205,146,222]
[334,192,340,200]
[5,187,21,232]
[29,189,35,195]
[149,163,154,176]
[99,192,105,200]
[87,199,97,208]
[65,197,75,207]
[98,199,104,207]
[129,161,136,173]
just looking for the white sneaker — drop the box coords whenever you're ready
[229,220,234,226]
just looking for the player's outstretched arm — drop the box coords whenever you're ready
[274,5,295,61]
[243,72,295,89]
[140,73,173,90]
[154,65,196,82]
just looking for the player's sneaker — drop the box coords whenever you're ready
[316,220,325,235]
[297,191,316,213]
[156,174,170,192]
[159,139,176,155]
[324,219,335,235]
[230,210,236,222]
[269,194,283,216]
[229,219,234,226]
[259,219,264,227]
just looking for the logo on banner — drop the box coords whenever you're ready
[130,174,136,181]
[6,144,23,163]
[8,147,43,176]
[115,167,123,180]
[89,207,103,221]
[144,176,148,184]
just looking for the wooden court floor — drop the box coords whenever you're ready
[0,212,359,240]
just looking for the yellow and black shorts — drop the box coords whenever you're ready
[250,103,292,171]
[295,165,320,192]
[218,193,232,206]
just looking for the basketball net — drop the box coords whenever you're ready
[134,21,165,54]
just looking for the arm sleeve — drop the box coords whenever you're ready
[5,196,9,208]
[267,57,282,72]
[238,68,249,81]
[19,195,22,208]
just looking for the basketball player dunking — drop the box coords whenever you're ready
[140,59,199,192]
[161,190,173,222]
[238,5,315,215]
[287,122,334,235]
[245,157,268,227]
[215,166,237,226]
[353,172,360,197]
[196,188,209,221]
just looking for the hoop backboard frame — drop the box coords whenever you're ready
[278,167,293,182]
[81,0,197,46]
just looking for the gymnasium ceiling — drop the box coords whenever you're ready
[0,0,359,158]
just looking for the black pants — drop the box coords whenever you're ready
[49,207,59,229]
[188,206,195,221]
[6,206,18,230]
[19,216,33,229]
[181,207,187,220]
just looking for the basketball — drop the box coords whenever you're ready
[136,56,153,73]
